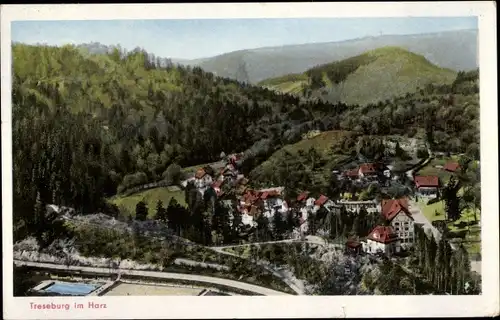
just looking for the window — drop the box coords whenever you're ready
[395,222,400,226]
[405,227,409,231]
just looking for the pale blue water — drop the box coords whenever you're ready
[43,282,98,296]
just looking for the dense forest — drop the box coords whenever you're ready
[336,70,479,157]
[11,43,345,239]
[12,43,479,245]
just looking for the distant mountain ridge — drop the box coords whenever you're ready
[181,29,477,84]
[260,46,458,106]
[72,29,477,84]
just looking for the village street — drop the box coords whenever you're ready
[408,200,442,242]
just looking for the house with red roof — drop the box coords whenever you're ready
[259,187,288,219]
[381,198,414,248]
[443,161,460,173]
[237,190,263,227]
[362,225,401,256]
[295,191,316,235]
[192,168,214,193]
[314,195,330,207]
[358,163,379,178]
[312,195,341,214]
[238,187,287,223]
[211,179,225,198]
[342,162,387,182]
[414,175,439,198]
[345,239,362,255]
[296,191,310,203]
[342,168,359,180]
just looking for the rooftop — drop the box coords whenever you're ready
[367,225,399,244]
[359,163,378,174]
[414,175,439,188]
[381,198,412,221]
[315,195,329,207]
[443,162,460,172]
[195,168,207,179]
[297,191,310,202]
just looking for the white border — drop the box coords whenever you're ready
[1,2,498,319]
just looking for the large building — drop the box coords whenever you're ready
[337,199,380,214]
[381,198,414,249]
[362,226,401,256]
[414,175,439,198]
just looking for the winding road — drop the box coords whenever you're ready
[209,236,344,295]
[14,260,291,296]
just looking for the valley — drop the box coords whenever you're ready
[11,33,481,297]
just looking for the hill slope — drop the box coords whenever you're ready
[260,47,457,106]
[12,43,343,220]
[180,29,477,84]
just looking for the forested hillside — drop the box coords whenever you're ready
[260,47,457,106]
[11,43,343,237]
[336,68,479,156]
[11,43,479,243]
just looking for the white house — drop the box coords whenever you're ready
[241,212,257,227]
[211,179,225,198]
[337,199,380,214]
[259,187,288,217]
[414,175,439,198]
[191,168,214,195]
[194,168,213,189]
[312,195,339,214]
[362,226,401,256]
[296,192,315,235]
[381,198,414,248]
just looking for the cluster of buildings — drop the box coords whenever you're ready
[346,197,415,256]
[344,160,461,256]
[338,162,392,182]
[413,161,460,198]
[180,155,460,257]
[336,159,461,200]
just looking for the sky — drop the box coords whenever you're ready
[12,17,477,60]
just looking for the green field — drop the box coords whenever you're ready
[417,196,481,255]
[109,187,187,218]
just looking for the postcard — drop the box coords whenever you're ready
[1,2,498,319]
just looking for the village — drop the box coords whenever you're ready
[179,149,463,258]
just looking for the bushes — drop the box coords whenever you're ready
[118,172,148,193]
[161,163,183,185]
